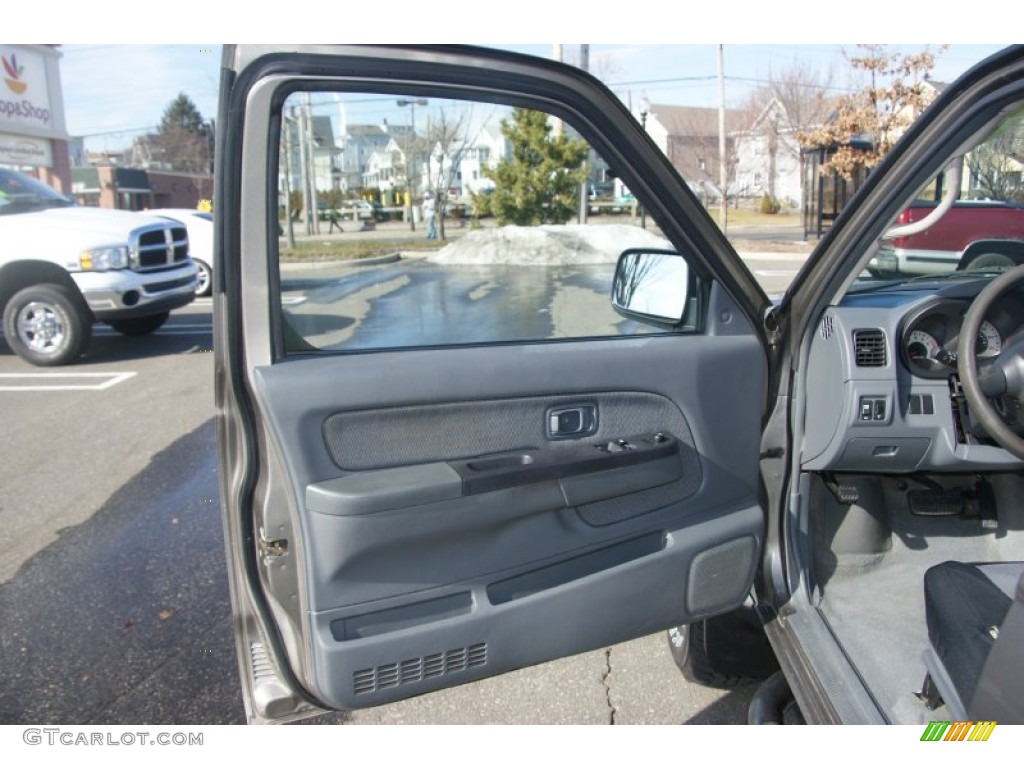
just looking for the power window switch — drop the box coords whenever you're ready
[859,398,874,421]
[873,399,886,421]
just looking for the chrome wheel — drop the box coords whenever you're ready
[17,301,66,355]
[195,260,212,296]
[3,283,91,366]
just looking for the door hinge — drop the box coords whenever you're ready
[258,529,288,559]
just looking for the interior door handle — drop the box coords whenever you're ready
[547,404,598,439]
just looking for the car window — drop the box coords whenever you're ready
[273,90,692,354]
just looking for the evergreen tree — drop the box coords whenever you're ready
[481,108,588,226]
[160,93,207,134]
[149,93,214,173]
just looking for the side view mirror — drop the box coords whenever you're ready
[611,249,691,328]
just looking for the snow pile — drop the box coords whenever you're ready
[427,224,672,266]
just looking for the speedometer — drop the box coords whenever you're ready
[907,330,941,361]
[977,321,1002,357]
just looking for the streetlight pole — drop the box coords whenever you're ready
[282,113,296,249]
[397,98,427,232]
[718,44,728,236]
[639,97,650,230]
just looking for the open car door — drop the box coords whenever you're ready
[214,45,772,723]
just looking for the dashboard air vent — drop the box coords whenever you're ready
[853,329,887,367]
[820,315,835,340]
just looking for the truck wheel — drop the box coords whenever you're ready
[965,252,1016,270]
[667,608,779,689]
[109,312,169,336]
[194,260,212,297]
[3,283,92,366]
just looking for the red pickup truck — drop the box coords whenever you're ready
[869,199,1024,276]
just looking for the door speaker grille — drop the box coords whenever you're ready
[353,643,488,695]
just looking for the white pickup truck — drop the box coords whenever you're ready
[0,168,199,365]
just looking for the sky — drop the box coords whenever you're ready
[59,43,1011,154]
[9,2,1017,152]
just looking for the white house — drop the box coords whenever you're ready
[425,123,508,199]
[281,114,341,194]
[733,98,803,206]
[337,120,414,192]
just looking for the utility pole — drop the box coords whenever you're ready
[283,115,296,249]
[578,43,590,225]
[304,93,320,235]
[639,97,650,230]
[397,98,426,231]
[295,105,311,235]
[717,44,728,236]
[552,45,563,138]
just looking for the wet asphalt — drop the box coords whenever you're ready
[0,420,253,724]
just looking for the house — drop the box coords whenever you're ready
[733,98,803,206]
[281,114,341,193]
[425,123,509,199]
[337,120,414,192]
[638,104,745,202]
[362,138,410,200]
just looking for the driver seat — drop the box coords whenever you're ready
[921,560,1024,721]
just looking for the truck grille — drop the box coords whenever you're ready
[131,225,189,272]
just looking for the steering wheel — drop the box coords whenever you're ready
[958,264,1024,460]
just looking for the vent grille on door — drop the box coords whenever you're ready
[853,329,887,367]
[353,643,488,695]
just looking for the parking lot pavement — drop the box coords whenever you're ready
[0,299,214,584]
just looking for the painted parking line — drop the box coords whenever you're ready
[754,269,802,277]
[0,371,138,392]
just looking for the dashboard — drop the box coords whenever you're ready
[801,274,1024,474]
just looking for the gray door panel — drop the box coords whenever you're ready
[248,329,766,709]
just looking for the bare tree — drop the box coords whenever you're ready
[734,61,837,201]
[742,59,836,134]
[964,118,1024,202]
[423,106,471,240]
[660,106,742,205]
[563,47,622,83]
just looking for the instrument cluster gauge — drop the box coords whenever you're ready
[906,329,942,362]
[976,321,1002,358]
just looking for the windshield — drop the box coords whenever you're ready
[0,168,74,215]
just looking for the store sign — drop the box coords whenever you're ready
[0,47,57,138]
[0,131,51,166]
